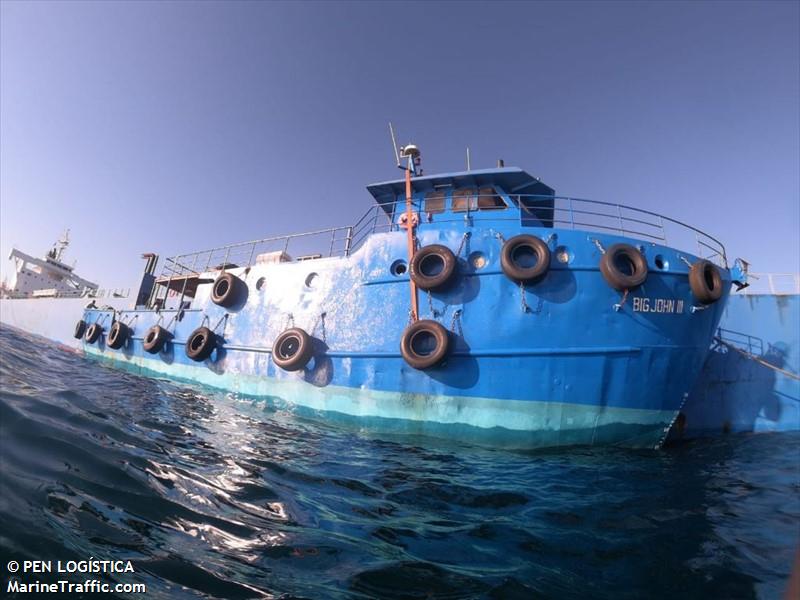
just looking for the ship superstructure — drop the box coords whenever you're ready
[0,231,131,345]
[1,230,99,298]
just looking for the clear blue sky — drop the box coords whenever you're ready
[1,1,798,288]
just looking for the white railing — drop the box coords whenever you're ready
[740,273,800,295]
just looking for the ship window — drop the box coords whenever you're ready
[452,188,476,212]
[424,190,445,214]
[477,187,506,210]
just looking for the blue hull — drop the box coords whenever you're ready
[79,225,730,449]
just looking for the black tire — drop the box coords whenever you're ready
[400,320,450,370]
[107,321,129,349]
[272,327,314,372]
[84,323,103,344]
[410,245,457,291]
[143,325,170,354]
[500,234,551,283]
[211,272,246,308]
[600,243,648,291]
[185,326,217,362]
[689,260,723,304]
[74,320,87,339]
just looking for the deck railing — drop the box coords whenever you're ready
[738,272,800,295]
[157,194,727,280]
[529,196,726,266]
[159,205,393,279]
[716,328,764,356]
[515,195,726,267]
[2,287,130,300]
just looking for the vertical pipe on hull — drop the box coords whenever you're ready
[405,157,419,322]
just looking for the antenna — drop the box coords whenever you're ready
[466,147,471,171]
[388,122,401,167]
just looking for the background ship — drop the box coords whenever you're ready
[0,230,132,344]
[676,273,800,438]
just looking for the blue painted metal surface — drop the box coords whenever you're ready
[76,167,732,449]
[676,293,800,438]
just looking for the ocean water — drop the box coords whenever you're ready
[1,324,798,600]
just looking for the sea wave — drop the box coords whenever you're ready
[1,325,797,599]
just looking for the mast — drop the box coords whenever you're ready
[400,144,421,322]
[54,229,70,262]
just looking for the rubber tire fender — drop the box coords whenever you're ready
[84,323,103,344]
[400,319,450,370]
[107,321,129,349]
[143,325,170,354]
[599,243,648,291]
[272,327,314,372]
[410,245,457,291]
[500,234,551,283]
[689,259,723,305]
[185,326,217,362]
[211,272,246,308]
[74,319,87,339]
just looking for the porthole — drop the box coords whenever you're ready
[390,260,408,276]
[305,273,318,288]
[255,277,266,291]
[468,251,487,270]
[555,246,573,264]
[654,255,668,270]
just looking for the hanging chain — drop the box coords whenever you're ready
[427,289,438,318]
[450,309,463,335]
[455,231,471,258]
[495,232,506,244]
[212,313,228,333]
[285,312,295,329]
[407,308,416,325]
[520,281,530,313]
[590,238,605,254]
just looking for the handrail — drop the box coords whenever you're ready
[739,272,800,295]
[157,193,728,279]
[716,327,764,356]
[515,195,727,266]
[157,205,394,278]
[4,287,130,299]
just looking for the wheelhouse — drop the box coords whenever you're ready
[365,167,556,229]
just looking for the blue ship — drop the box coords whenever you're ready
[73,145,738,449]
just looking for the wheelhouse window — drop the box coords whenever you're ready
[424,190,446,214]
[452,188,475,212]
[477,187,506,210]
[452,187,506,212]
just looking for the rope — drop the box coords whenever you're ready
[715,338,800,381]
